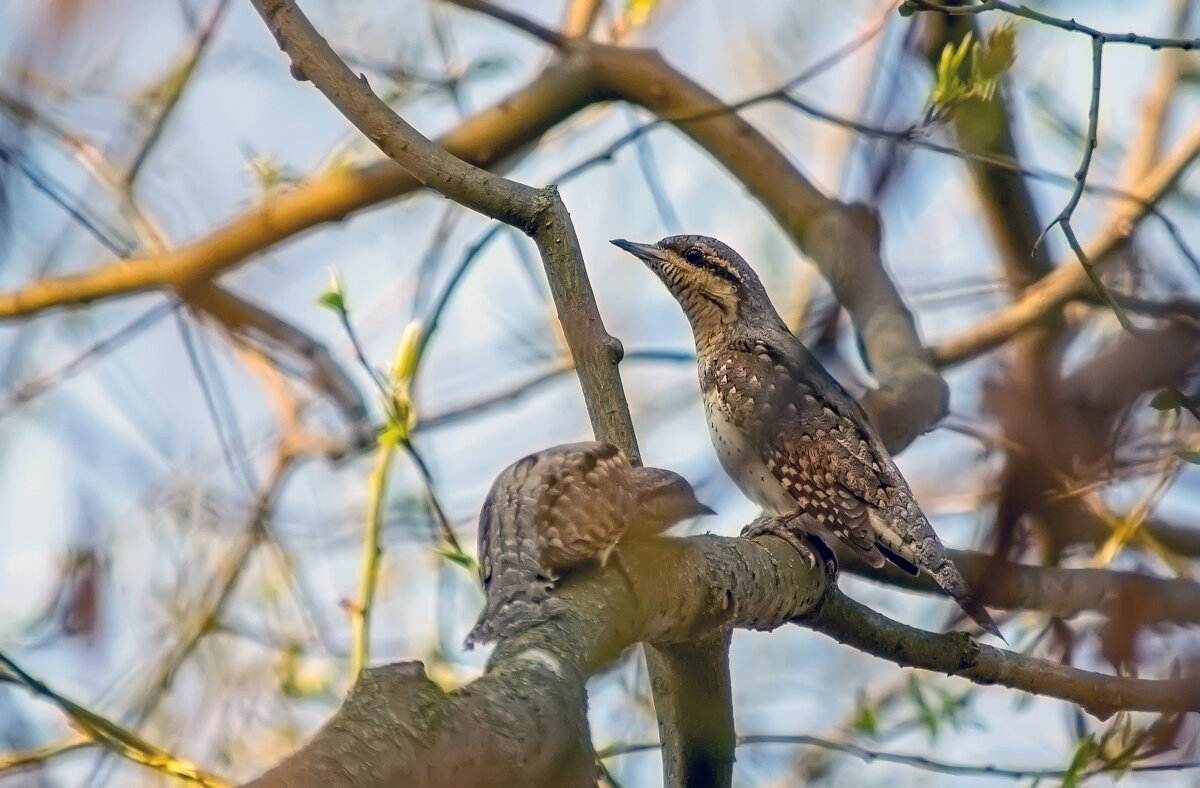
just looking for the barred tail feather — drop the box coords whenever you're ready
[930,560,1006,643]
[463,590,559,649]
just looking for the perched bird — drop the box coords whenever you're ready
[465,441,713,647]
[613,235,1002,639]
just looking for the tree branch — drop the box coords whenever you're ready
[247,531,1200,785]
[246,534,829,787]
[932,123,1200,365]
[842,547,1200,625]
[802,590,1200,719]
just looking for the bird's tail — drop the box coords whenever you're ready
[463,575,559,649]
[930,560,1006,643]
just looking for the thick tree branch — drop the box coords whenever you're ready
[247,531,1200,785]
[247,535,828,787]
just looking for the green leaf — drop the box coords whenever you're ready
[1061,735,1096,788]
[436,548,476,572]
[316,290,345,312]
[1150,388,1182,411]
[1177,450,1200,464]
[851,702,879,737]
[906,675,941,741]
[316,268,347,313]
[897,0,918,17]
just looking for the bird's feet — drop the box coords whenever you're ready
[741,514,838,579]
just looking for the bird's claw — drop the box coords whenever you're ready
[742,515,838,578]
[742,516,818,570]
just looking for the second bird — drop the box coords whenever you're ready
[613,235,1001,639]
[466,441,713,646]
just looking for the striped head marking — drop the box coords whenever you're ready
[611,235,775,331]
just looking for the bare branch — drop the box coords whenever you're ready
[802,589,1200,719]
[932,123,1200,366]
[248,531,1200,785]
[908,1,1200,50]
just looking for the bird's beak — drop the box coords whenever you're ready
[693,501,717,517]
[611,238,668,268]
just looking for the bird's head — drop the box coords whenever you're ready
[611,235,778,335]
[629,467,715,536]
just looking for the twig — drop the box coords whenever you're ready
[349,440,396,677]
[0,739,92,777]
[1030,36,1131,329]
[802,588,1200,719]
[128,451,294,725]
[0,144,134,257]
[932,123,1200,365]
[411,223,504,387]
[908,1,1200,50]
[0,301,176,420]
[401,439,465,556]
[600,734,1200,780]
[443,0,567,48]
[0,90,167,251]
[125,0,231,186]
[0,652,230,786]
[175,310,259,493]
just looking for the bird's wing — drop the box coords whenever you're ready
[722,336,910,564]
[536,442,633,568]
[476,495,495,585]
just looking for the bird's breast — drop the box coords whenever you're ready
[703,390,795,516]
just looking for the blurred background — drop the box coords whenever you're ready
[1,0,1198,784]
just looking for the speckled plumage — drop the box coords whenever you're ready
[613,235,1002,639]
[465,441,711,647]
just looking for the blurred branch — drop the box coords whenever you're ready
[0,652,229,786]
[0,57,599,319]
[187,282,373,446]
[0,301,176,420]
[0,90,166,251]
[932,123,1200,366]
[445,0,567,47]
[561,0,603,38]
[843,546,1200,624]
[0,143,134,257]
[1122,0,1193,185]
[411,349,692,437]
[601,733,1200,780]
[3,9,1190,383]
[125,0,231,187]
[129,449,295,725]
[0,740,92,779]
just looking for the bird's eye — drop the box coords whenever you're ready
[684,248,704,264]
